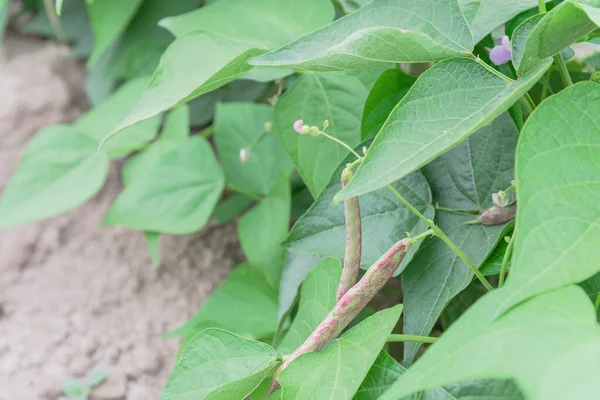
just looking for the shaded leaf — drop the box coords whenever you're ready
[87,0,144,64]
[362,68,416,140]
[238,174,291,289]
[381,286,600,400]
[160,329,278,400]
[356,350,523,400]
[215,103,293,197]
[107,0,334,143]
[278,305,403,400]
[497,81,600,313]
[144,232,161,266]
[251,0,473,70]
[0,125,108,230]
[402,113,518,365]
[104,137,224,234]
[277,258,342,354]
[274,71,368,197]
[213,194,255,225]
[335,57,551,202]
[480,236,510,276]
[285,150,433,274]
[512,0,600,74]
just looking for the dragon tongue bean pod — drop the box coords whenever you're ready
[478,202,517,226]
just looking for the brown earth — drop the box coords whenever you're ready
[0,34,242,400]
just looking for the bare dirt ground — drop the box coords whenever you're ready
[0,34,242,400]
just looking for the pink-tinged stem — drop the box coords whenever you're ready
[268,238,411,395]
[479,202,517,226]
[337,168,362,301]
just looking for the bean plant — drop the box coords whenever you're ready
[2,0,600,399]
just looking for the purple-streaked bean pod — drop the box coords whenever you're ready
[268,238,411,394]
[478,202,517,225]
[337,167,362,301]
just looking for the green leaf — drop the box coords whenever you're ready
[285,150,433,274]
[170,265,278,340]
[512,0,600,74]
[277,305,403,400]
[144,232,161,266]
[479,236,510,276]
[104,136,224,234]
[459,0,538,43]
[0,0,10,42]
[336,0,370,14]
[214,103,293,197]
[278,252,326,321]
[402,113,518,365]
[103,0,198,80]
[355,350,523,400]
[380,285,600,400]
[84,366,109,388]
[77,77,161,158]
[580,272,600,318]
[213,194,255,225]
[87,0,144,65]
[274,72,368,197]
[160,329,278,400]
[107,0,334,144]
[63,378,85,396]
[160,0,332,40]
[238,174,291,289]
[361,69,416,140]
[440,282,488,329]
[24,0,88,41]
[122,105,190,186]
[251,0,473,70]
[335,57,552,202]
[497,81,600,313]
[277,258,342,354]
[0,125,109,230]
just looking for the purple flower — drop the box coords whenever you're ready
[293,119,304,133]
[489,35,511,65]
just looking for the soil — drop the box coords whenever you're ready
[0,34,242,400]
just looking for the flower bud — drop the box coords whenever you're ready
[293,119,304,133]
[492,191,509,207]
[239,148,250,164]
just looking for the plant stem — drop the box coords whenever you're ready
[42,0,66,42]
[321,132,363,161]
[553,53,573,87]
[522,93,536,114]
[387,334,438,344]
[499,235,515,287]
[472,55,514,83]
[538,0,547,12]
[386,185,494,291]
[410,229,434,243]
[199,125,214,138]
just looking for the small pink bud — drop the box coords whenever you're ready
[239,148,250,164]
[293,119,304,133]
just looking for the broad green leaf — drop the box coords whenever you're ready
[277,305,403,400]
[160,0,332,40]
[77,77,161,158]
[512,0,600,74]
[278,251,325,320]
[104,136,224,234]
[169,265,278,340]
[144,231,160,266]
[215,103,293,197]
[380,285,600,400]
[0,0,10,42]
[335,57,552,202]
[103,0,198,80]
[459,0,538,43]
[362,69,416,140]
[440,282,488,329]
[122,105,190,186]
[402,113,518,365]
[87,0,144,65]
[356,350,523,400]
[580,272,600,318]
[497,81,600,313]
[277,259,342,354]
[251,0,474,70]
[0,125,108,230]
[160,329,278,400]
[238,174,291,289]
[107,0,334,145]
[274,72,368,197]
[285,150,433,274]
